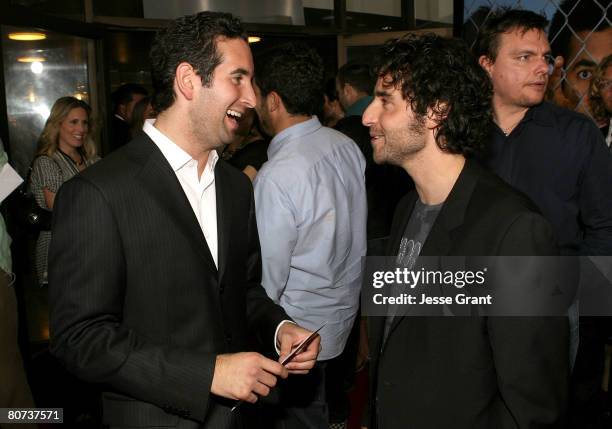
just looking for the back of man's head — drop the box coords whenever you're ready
[337,62,375,96]
[375,33,492,156]
[549,0,611,61]
[111,83,148,112]
[254,42,324,117]
[474,8,549,61]
[149,11,246,114]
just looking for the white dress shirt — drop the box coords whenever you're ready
[143,119,219,267]
[143,119,292,352]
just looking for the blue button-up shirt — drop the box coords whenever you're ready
[254,117,367,360]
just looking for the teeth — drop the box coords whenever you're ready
[226,109,242,119]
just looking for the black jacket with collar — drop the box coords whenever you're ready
[48,133,288,428]
[367,159,569,429]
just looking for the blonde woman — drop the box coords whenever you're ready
[29,97,100,285]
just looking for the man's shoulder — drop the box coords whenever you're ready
[467,160,540,216]
[533,102,600,136]
[78,134,154,187]
[316,123,358,145]
[457,162,555,253]
[263,125,361,174]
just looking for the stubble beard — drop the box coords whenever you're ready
[189,105,228,151]
[376,121,426,166]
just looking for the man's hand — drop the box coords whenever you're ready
[277,323,321,374]
[546,56,575,109]
[210,352,288,403]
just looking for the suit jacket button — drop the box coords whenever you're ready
[226,334,232,343]
[219,285,224,294]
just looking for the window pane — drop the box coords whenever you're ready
[2,25,90,177]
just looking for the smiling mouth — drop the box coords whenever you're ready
[226,109,243,123]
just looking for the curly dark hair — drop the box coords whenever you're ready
[375,34,493,156]
[149,11,246,114]
[337,62,375,95]
[254,42,324,116]
[473,8,549,61]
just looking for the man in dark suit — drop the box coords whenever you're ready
[110,83,148,152]
[361,34,569,428]
[48,12,319,429]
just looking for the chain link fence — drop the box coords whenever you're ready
[462,0,611,122]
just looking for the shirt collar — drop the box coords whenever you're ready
[523,101,556,127]
[268,116,322,159]
[345,96,373,117]
[143,119,219,173]
[493,101,556,136]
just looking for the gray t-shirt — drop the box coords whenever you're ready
[384,199,443,339]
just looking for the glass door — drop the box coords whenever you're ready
[1,25,91,178]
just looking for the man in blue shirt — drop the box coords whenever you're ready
[253,43,367,428]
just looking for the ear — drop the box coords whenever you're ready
[478,55,494,76]
[174,62,198,101]
[343,83,355,99]
[267,91,281,112]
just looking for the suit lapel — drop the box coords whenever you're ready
[384,159,480,344]
[215,162,232,284]
[134,135,218,273]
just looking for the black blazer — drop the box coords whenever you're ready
[367,159,569,429]
[48,134,288,428]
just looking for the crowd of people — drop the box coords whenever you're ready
[0,2,611,429]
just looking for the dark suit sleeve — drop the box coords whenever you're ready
[488,212,569,428]
[48,177,215,423]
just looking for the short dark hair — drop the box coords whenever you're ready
[254,42,324,117]
[549,0,611,61]
[337,62,375,95]
[375,34,493,156]
[473,8,549,61]
[149,11,246,113]
[111,83,148,110]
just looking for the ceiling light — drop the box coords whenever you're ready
[17,56,46,63]
[30,61,43,74]
[248,36,262,44]
[8,32,46,41]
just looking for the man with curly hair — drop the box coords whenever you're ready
[361,33,568,429]
[253,43,367,428]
